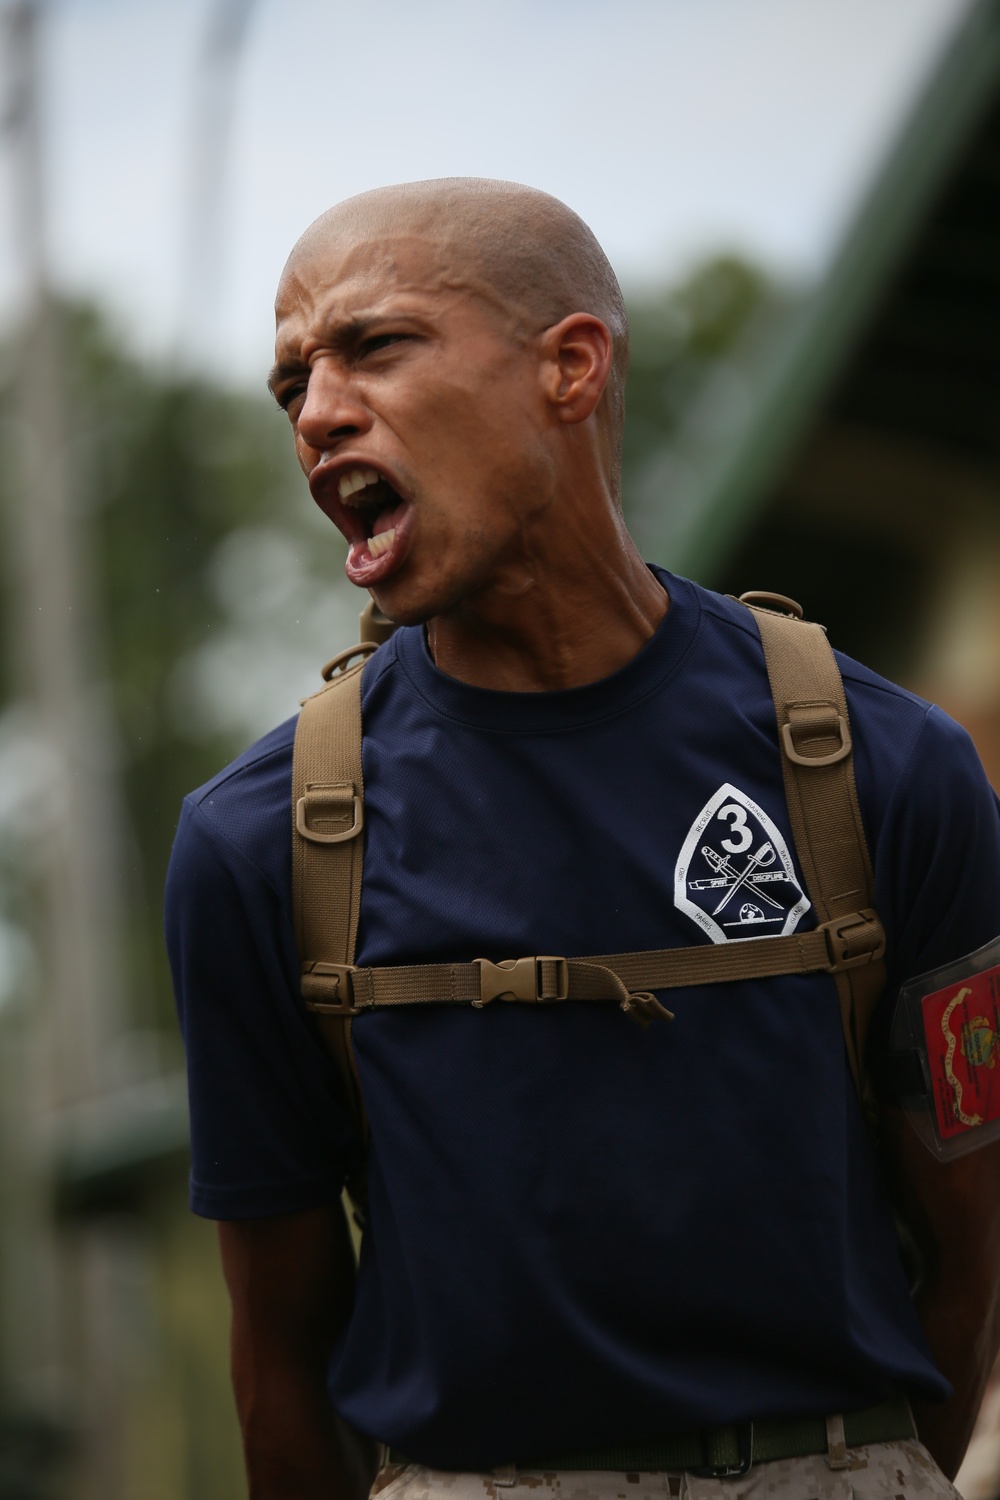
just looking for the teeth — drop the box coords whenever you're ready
[338,467,381,502]
[368,528,396,558]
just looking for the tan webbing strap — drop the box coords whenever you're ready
[301,916,884,1018]
[292,644,375,1162]
[744,599,886,1109]
[291,591,888,1182]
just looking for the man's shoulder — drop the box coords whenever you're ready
[682,577,965,828]
[176,633,408,860]
[691,581,761,639]
[827,644,979,799]
[689,575,934,732]
[177,714,298,885]
[186,714,297,817]
[189,714,298,802]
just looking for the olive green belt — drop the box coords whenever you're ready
[388,1394,915,1477]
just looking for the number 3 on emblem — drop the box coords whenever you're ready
[718,803,753,853]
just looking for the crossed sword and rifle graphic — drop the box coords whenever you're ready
[689,840,787,918]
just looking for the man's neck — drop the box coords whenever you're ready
[424,527,669,693]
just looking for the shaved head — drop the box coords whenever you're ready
[283,178,630,480]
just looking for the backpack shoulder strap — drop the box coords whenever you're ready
[740,592,886,1115]
[291,597,398,1208]
[292,641,374,1180]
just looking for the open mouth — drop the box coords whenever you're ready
[313,463,413,584]
[337,467,405,558]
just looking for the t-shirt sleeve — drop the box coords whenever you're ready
[873,704,1000,992]
[165,797,358,1219]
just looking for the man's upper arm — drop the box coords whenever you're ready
[166,796,357,1220]
[872,704,1000,990]
[869,705,1000,1473]
[218,1203,358,1364]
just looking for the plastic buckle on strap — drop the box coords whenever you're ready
[473,956,570,1007]
[302,962,362,1016]
[779,708,851,768]
[782,716,851,767]
[820,910,886,972]
[737,590,804,619]
[296,784,364,845]
[320,640,378,681]
[781,705,852,768]
[692,1422,754,1478]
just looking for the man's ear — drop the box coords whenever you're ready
[538,314,613,424]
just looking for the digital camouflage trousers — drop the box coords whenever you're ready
[370,1440,959,1500]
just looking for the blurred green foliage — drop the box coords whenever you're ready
[0,1400,71,1500]
[623,254,771,469]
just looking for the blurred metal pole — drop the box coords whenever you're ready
[4,0,128,1101]
[1,2,130,1492]
[176,0,259,366]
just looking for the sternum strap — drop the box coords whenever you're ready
[302,911,884,1022]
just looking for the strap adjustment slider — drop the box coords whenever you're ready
[781,705,852,767]
[820,910,885,972]
[302,962,362,1016]
[474,956,570,1007]
[296,783,364,844]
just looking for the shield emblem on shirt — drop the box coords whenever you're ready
[674,782,810,944]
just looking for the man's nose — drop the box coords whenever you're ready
[296,358,372,449]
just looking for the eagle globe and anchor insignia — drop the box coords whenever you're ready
[674,783,810,943]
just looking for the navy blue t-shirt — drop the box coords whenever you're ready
[166,569,1000,1469]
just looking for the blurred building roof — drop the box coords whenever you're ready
[666,0,1000,646]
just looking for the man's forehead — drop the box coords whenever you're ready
[279,225,474,309]
[273,225,518,356]
[277,226,440,300]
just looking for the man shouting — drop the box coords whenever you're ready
[167,179,1000,1500]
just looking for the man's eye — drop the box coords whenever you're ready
[277,383,307,415]
[359,333,406,357]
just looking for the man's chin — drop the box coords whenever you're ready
[362,576,437,631]
[364,568,471,632]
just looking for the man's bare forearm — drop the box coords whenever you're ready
[231,1348,358,1498]
[232,1346,375,1500]
[219,1204,376,1500]
[883,1108,1000,1478]
[911,1274,1000,1477]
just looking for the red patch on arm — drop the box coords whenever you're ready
[922,964,1000,1140]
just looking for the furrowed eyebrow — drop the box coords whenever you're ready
[267,312,419,395]
[329,316,395,349]
[266,360,304,396]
